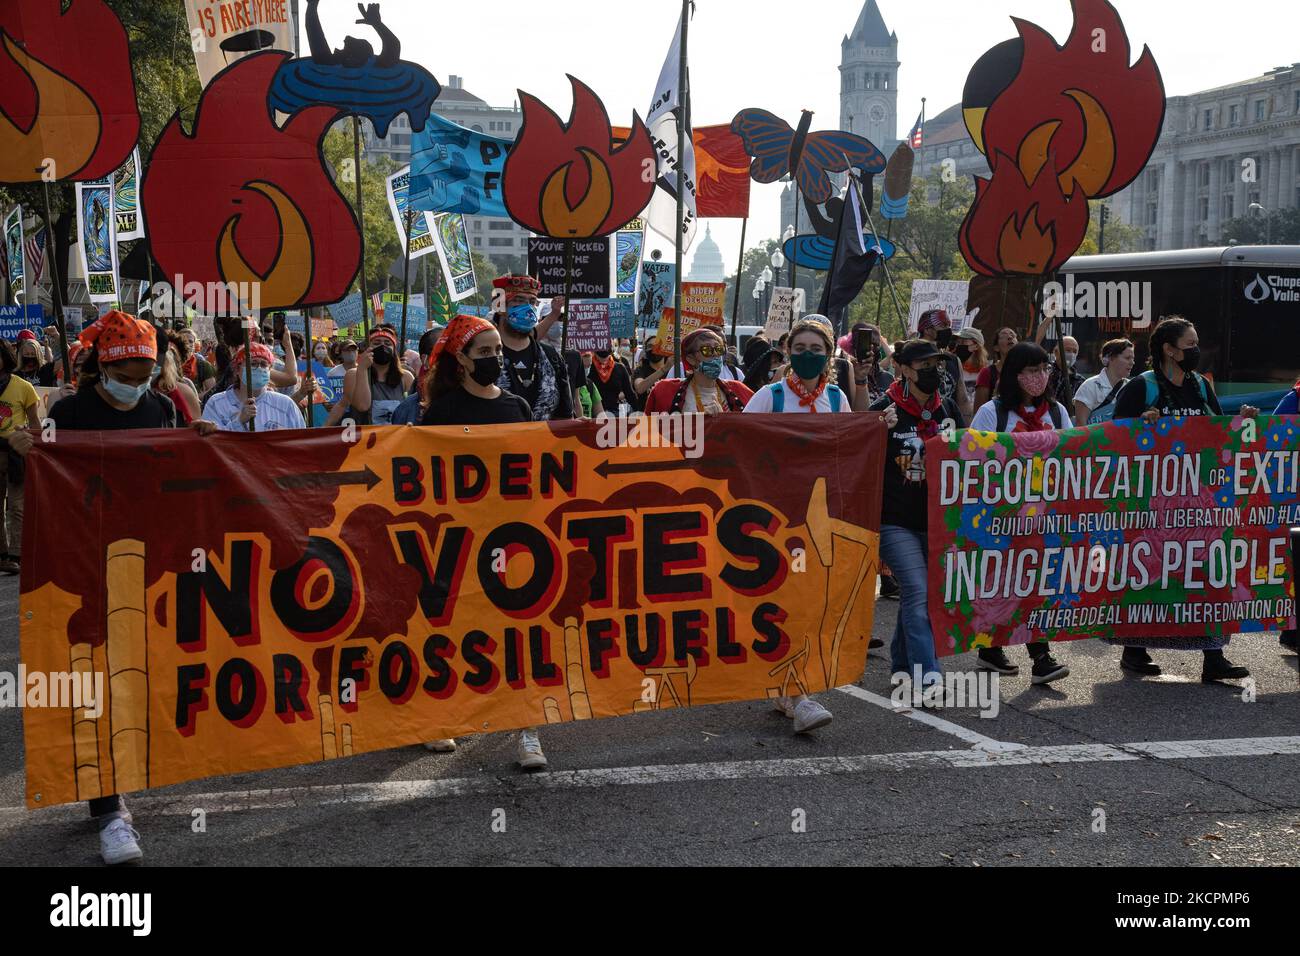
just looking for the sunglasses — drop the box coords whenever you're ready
[695,346,725,359]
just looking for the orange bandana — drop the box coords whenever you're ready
[591,352,616,383]
[233,343,275,369]
[785,370,827,411]
[431,315,495,360]
[79,311,156,363]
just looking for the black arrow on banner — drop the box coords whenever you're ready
[276,466,382,492]
[161,478,218,493]
[594,457,735,479]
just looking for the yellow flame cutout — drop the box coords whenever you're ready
[540,148,614,238]
[0,35,100,182]
[218,181,312,309]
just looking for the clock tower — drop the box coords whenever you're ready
[840,0,899,153]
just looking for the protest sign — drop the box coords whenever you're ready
[431,213,477,301]
[928,417,1300,655]
[327,293,364,331]
[615,222,644,298]
[0,304,45,339]
[764,287,806,338]
[183,0,296,88]
[114,148,144,241]
[3,206,23,303]
[681,282,726,325]
[409,114,512,217]
[76,177,119,303]
[636,261,675,330]
[608,298,636,339]
[908,280,972,334]
[567,300,613,352]
[21,417,883,807]
[528,238,612,298]
[653,308,721,356]
[386,167,437,259]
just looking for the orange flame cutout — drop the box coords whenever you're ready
[960,152,1090,276]
[0,0,140,183]
[503,76,655,239]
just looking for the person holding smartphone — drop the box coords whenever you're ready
[849,322,893,410]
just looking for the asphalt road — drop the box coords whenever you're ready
[1,573,1297,867]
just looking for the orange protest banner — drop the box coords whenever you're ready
[20,417,883,807]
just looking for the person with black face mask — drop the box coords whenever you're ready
[422,315,531,426]
[1110,315,1259,683]
[916,309,973,423]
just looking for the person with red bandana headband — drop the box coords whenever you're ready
[202,342,306,432]
[9,310,217,865]
[915,309,973,423]
[492,274,575,422]
[418,314,548,769]
[870,340,955,695]
[326,325,414,426]
[969,342,1073,685]
[644,328,752,415]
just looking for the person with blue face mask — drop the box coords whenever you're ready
[201,342,306,432]
[492,274,576,422]
[644,328,754,415]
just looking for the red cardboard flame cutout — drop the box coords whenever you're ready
[960,0,1164,276]
[960,151,1090,276]
[503,76,655,239]
[142,53,361,311]
[0,0,140,183]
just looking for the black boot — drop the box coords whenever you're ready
[977,646,1019,676]
[1120,647,1161,676]
[1201,649,1249,683]
[1281,631,1298,653]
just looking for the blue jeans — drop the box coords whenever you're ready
[880,525,942,685]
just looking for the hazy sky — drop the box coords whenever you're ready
[311,0,1299,272]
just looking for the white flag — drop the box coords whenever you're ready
[645,11,697,251]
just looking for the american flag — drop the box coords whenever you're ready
[907,112,925,149]
[24,227,46,283]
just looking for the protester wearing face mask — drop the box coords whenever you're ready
[587,340,637,416]
[202,342,306,431]
[974,327,1018,411]
[1073,338,1134,426]
[420,315,548,768]
[1109,316,1257,683]
[493,275,575,422]
[969,342,1072,685]
[870,340,955,696]
[645,328,753,414]
[1052,335,1085,406]
[327,326,413,427]
[326,338,357,407]
[915,309,973,423]
[633,337,673,401]
[9,311,218,865]
[177,327,217,396]
[952,327,986,395]
[847,323,893,410]
[153,333,202,426]
[15,332,44,384]
[743,316,849,416]
[741,339,785,394]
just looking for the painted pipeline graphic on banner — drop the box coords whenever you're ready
[20,417,882,807]
[409,113,512,217]
[928,417,1299,655]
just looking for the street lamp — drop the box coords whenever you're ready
[1248,202,1271,245]
[753,280,765,323]
[760,266,774,316]
[781,227,795,285]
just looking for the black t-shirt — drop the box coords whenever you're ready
[500,339,573,420]
[48,385,178,431]
[935,352,966,408]
[587,362,636,413]
[1112,370,1221,420]
[421,388,532,426]
[870,392,964,533]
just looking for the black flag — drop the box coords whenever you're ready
[817,177,881,332]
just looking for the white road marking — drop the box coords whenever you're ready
[2,736,1298,824]
[835,684,1026,753]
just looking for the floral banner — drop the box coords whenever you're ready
[928,417,1300,656]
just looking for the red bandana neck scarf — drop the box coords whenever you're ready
[785,371,827,411]
[592,353,616,384]
[886,380,942,439]
[1014,401,1052,432]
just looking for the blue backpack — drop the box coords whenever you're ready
[770,381,844,413]
[1141,369,1208,412]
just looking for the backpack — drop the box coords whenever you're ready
[1087,377,1128,425]
[993,397,1064,432]
[1141,369,1208,413]
[770,381,844,413]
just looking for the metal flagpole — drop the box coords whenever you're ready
[852,173,905,327]
[561,239,574,353]
[352,116,371,336]
[399,208,414,362]
[671,0,690,372]
[729,218,747,349]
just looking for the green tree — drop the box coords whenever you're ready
[1220,207,1300,245]
[321,127,403,303]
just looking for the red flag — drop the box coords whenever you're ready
[614,123,751,220]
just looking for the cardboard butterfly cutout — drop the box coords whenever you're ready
[268,0,441,137]
[0,0,140,184]
[958,0,1165,276]
[142,52,362,312]
[502,76,656,240]
[730,108,886,204]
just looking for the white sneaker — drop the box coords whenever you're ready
[792,697,833,734]
[99,816,143,865]
[517,728,547,770]
[423,738,457,752]
[772,696,797,718]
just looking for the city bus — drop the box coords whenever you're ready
[1051,245,1300,413]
